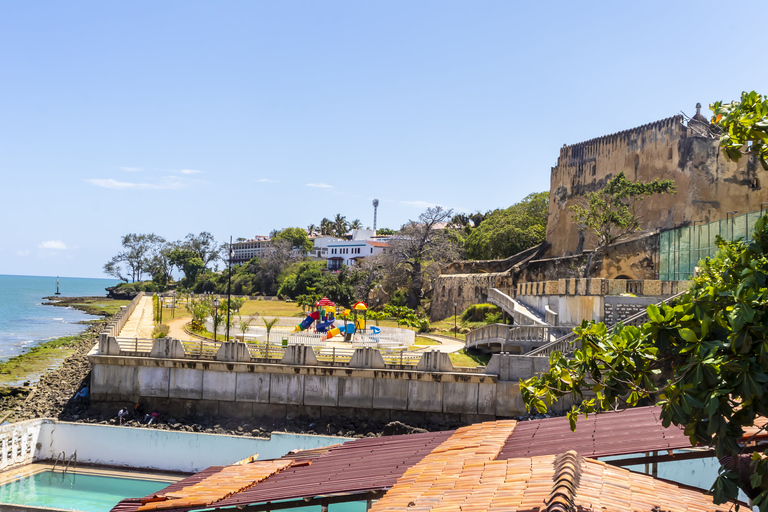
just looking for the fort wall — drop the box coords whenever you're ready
[547,112,767,258]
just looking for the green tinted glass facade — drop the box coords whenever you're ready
[659,210,763,281]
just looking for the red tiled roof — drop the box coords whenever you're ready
[366,241,389,247]
[111,466,225,512]
[212,431,452,508]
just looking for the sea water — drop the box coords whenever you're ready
[0,275,119,361]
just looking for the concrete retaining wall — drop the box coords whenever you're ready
[88,349,549,421]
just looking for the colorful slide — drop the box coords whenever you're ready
[294,311,319,331]
[322,323,355,341]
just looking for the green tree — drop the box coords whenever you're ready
[320,218,334,236]
[464,192,548,260]
[277,261,325,299]
[711,90,768,170]
[570,171,676,278]
[388,206,461,309]
[263,317,279,344]
[350,219,362,230]
[169,248,205,286]
[376,228,395,236]
[183,232,219,270]
[520,214,768,508]
[103,233,165,283]
[273,227,313,253]
[333,214,349,238]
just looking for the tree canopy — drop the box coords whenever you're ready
[464,192,548,260]
[273,227,312,253]
[521,214,768,508]
[388,206,461,309]
[711,90,768,170]
[570,171,676,277]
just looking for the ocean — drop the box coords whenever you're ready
[0,275,120,361]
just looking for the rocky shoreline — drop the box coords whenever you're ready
[0,297,554,438]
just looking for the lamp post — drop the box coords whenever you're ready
[726,211,738,241]
[213,298,220,342]
[454,301,458,338]
[226,236,234,343]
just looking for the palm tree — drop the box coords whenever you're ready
[263,317,279,344]
[350,219,362,230]
[320,218,333,236]
[333,214,349,238]
[238,314,257,342]
[307,224,317,236]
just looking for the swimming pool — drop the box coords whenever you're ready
[0,469,171,512]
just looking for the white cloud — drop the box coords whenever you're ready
[178,169,202,175]
[85,177,186,190]
[120,167,142,172]
[16,249,30,256]
[306,183,333,189]
[257,178,280,183]
[39,240,67,250]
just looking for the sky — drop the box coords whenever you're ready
[1,0,765,279]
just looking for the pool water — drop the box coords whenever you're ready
[0,470,170,511]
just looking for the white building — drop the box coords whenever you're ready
[326,230,389,270]
[231,236,272,265]
[307,235,342,259]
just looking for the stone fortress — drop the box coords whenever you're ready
[432,103,768,320]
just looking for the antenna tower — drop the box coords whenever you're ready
[372,199,379,232]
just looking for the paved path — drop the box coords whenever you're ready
[412,334,465,353]
[117,296,155,339]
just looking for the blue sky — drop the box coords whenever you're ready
[1,1,765,279]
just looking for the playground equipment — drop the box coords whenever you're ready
[294,297,337,333]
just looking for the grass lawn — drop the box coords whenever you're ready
[68,298,131,317]
[414,336,440,346]
[449,349,491,368]
[238,300,306,318]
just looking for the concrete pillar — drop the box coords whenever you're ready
[416,350,454,372]
[348,347,385,369]
[215,342,252,362]
[486,353,550,381]
[280,344,319,366]
[151,338,188,360]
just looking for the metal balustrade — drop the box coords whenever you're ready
[525,290,688,358]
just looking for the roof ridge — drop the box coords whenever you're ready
[546,450,583,512]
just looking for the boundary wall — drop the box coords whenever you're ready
[89,344,560,422]
[0,418,346,474]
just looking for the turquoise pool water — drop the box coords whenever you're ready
[0,471,169,511]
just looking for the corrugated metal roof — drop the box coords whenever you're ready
[498,406,692,460]
[111,466,225,512]
[212,430,452,508]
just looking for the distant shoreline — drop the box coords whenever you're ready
[0,296,126,388]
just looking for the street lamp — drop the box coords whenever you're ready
[226,236,234,343]
[726,211,738,240]
[213,298,220,342]
[453,301,458,338]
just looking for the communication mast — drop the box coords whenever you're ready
[372,199,379,232]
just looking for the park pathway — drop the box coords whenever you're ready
[117,296,155,339]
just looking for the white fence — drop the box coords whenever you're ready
[0,420,39,471]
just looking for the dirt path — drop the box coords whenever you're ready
[167,317,194,341]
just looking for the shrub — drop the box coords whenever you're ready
[152,323,170,339]
[461,303,501,323]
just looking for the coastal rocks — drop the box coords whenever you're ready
[105,286,139,300]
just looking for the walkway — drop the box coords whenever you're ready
[413,334,464,353]
[117,295,155,339]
